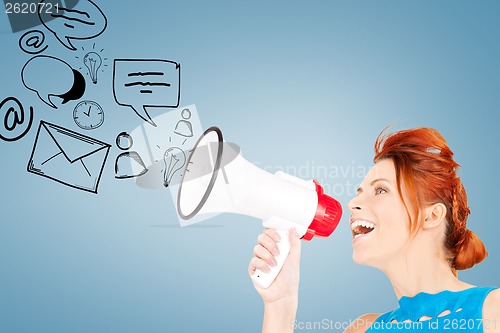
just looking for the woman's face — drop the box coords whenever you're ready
[347,158,413,268]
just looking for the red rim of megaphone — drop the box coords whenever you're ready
[302,180,343,241]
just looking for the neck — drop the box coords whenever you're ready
[378,236,473,299]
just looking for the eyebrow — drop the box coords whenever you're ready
[356,178,392,194]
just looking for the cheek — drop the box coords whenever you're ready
[378,205,411,237]
[380,223,410,242]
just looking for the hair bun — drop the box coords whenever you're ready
[453,229,488,270]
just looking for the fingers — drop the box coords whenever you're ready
[248,256,270,276]
[259,229,281,256]
[248,229,281,276]
[253,242,277,266]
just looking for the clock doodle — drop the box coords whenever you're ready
[73,100,104,130]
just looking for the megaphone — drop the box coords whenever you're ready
[177,126,342,288]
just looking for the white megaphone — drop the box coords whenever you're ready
[177,127,342,288]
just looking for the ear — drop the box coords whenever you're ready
[422,203,447,230]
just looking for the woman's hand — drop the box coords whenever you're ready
[248,228,302,304]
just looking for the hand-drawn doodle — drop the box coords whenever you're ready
[19,30,49,54]
[76,44,107,84]
[113,59,181,127]
[174,108,193,137]
[83,51,101,83]
[73,100,104,130]
[162,147,186,187]
[0,97,34,142]
[116,132,133,150]
[22,55,86,109]
[27,121,110,194]
[5,0,78,33]
[131,106,201,190]
[38,0,107,51]
[114,132,148,179]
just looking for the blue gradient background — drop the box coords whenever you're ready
[1,1,499,332]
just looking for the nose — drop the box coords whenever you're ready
[348,195,363,213]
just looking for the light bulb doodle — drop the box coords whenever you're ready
[131,105,202,191]
[83,51,102,84]
[76,44,107,84]
[162,147,186,188]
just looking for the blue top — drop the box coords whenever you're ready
[366,287,498,332]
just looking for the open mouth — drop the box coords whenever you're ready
[351,220,375,239]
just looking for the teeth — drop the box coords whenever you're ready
[350,220,375,231]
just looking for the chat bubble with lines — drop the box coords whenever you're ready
[38,0,107,51]
[113,59,181,127]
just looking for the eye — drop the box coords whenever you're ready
[375,187,387,195]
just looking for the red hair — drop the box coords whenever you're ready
[373,127,487,275]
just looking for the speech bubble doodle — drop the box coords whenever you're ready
[38,0,107,51]
[113,59,181,127]
[19,30,49,54]
[59,69,86,104]
[0,97,34,142]
[21,55,86,108]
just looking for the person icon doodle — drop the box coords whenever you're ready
[114,132,148,179]
[174,108,193,138]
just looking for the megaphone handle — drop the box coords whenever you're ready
[251,228,291,289]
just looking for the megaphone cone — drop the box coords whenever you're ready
[177,127,342,288]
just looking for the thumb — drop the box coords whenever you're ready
[288,228,302,259]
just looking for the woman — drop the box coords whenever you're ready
[248,127,500,332]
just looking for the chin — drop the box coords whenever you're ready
[352,249,378,268]
[352,250,369,265]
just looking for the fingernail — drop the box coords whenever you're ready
[263,265,271,272]
[271,247,280,256]
[273,232,281,242]
[270,258,277,267]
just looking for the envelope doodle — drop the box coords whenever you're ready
[27,121,111,193]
